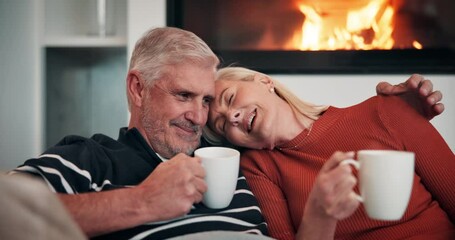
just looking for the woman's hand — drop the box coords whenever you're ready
[308,151,360,219]
[296,151,360,240]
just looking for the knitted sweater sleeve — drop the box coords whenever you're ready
[241,150,296,240]
[378,96,455,222]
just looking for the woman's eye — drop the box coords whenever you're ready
[228,94,233,105]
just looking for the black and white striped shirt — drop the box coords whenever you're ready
[11,127,268,239]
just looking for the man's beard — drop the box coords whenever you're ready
[141,106,201,158]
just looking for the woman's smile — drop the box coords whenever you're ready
[246,108,257,133]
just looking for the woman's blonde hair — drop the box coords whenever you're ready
[203,67,329,146]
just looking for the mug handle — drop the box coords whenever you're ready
[340,159,364,203]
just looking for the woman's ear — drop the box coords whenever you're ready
[126,70,145,108]
[253,74,274,90]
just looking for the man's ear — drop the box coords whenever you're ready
[126,70,145,108]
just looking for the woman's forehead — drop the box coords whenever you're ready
[215,80,231,93]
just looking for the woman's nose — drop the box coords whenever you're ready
[228,109,241,126]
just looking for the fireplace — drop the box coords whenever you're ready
[167,0,455,74]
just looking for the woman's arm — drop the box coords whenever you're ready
[241,152,297,240]
[297,152,360,240]
[379,95,455,221]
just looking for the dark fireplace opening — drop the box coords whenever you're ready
[167,0,455,74]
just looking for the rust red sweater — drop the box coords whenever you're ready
[241,96,455,240]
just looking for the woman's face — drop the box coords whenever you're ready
[208,77,281,149]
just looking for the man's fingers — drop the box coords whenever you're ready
[407,74,425,89]
[375,75,444,120]
[182,156,206,178]
[433,103,445,115]
[376,81,406,95]
[192,177,207,203]
[194,176,207,193]
[193,160,206,178]
[417,79,433,97]
[376,82,393,94]
[427,90,443,104]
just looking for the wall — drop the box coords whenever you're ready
[0,0,43,170]
[127,0,165,61]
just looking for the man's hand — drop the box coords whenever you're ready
[138,153,207,221]
[58,153,207,237]
[376,74,444,120]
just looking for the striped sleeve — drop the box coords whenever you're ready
[10,134,269,239]
[10,135,115,193]
[93,175,268,239]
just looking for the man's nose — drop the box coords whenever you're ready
[185,101,207,125]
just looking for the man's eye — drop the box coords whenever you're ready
[203,97,212,106]
[177,93,190,100]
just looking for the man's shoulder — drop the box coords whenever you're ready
[55,133,117,146]
[13,130,151,193]
[48,133,128,157]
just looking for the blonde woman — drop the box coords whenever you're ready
[204,67,454,240]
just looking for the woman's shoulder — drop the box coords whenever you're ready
[347,95,425,127]
[325,96,381,119]
[241,149,273,163]
[343,95,408,113]
[240,149,278,170]
[324,95,416,127]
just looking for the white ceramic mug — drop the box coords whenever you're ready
[194,147,240,209]
[341,150,415,220]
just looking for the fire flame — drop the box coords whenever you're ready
[288,0,422,50]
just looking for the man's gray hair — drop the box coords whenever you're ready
[127,27,219,107]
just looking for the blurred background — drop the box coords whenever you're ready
[1,0,453,170]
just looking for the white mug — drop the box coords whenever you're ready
[341,150,415,220]
[194,147,240,209]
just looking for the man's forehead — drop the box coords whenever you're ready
[160,67,215,94]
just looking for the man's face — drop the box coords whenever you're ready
[140,63,215,158]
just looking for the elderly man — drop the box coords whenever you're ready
[9,27,267,239]
[8,27,444,239]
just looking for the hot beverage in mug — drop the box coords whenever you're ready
[194,147,240,209]
[341,150,415,220]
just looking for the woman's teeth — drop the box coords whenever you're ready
[247,111,256,132]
